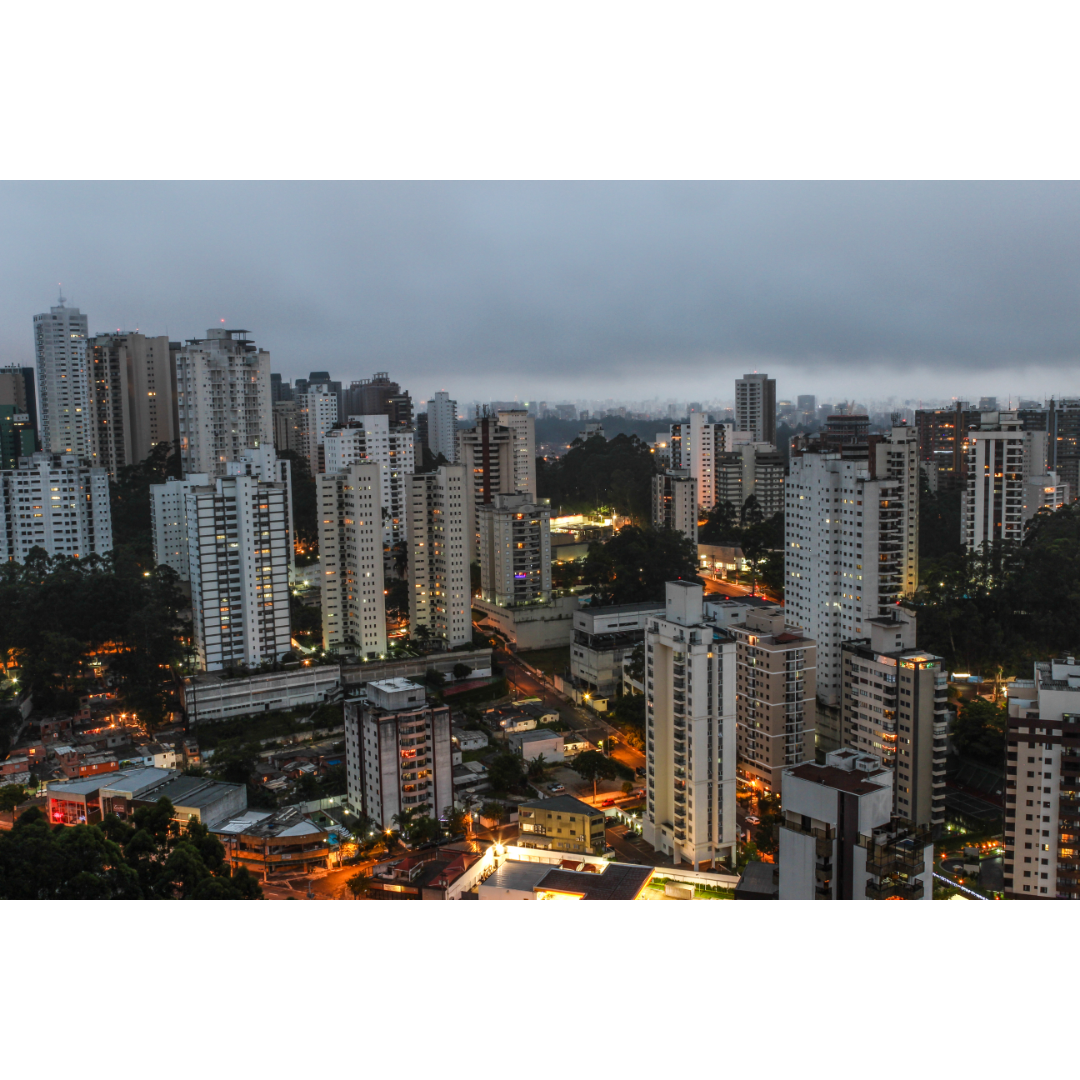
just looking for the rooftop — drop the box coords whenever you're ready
[534,862,653,900]
[786,762,888,796]
[519,794,602,816]
[370,677,424,694]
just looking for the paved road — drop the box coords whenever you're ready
[702,574,781,605]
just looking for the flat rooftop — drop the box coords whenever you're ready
[535,863,653,900]
[787,762,888,796]
[519,794,601,816]
[370,677,424,693]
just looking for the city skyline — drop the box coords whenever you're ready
[3,182,1080,404]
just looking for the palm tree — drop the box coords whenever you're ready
[526,753,547,781]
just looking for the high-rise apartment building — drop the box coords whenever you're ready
[778,748,933,900]
[272,400,303,457]
[317,461,387,658]
[343,372,413,428]
[344,678,454,826]
[735,373,776,445]
[840,614,947,833]
[652,468,697,543]
[298,383,339,475]
[915,402,979,491]
[729,608,816,796]
[407,464,470,648]
[426,391,458,463]
[1048,398,1080,499]
[714,442,785,519]
[797,395,816,422]
[457,414,516,562]
[34,298,91,458]
[668,412,729,511]
[1004,657,1080,899]
[151,473,210,579]
[496,408,537,499]
[962,412,1051,552]
[785,423,919,705]
[0,366,38,450]
[226,446,296,582]
[0,451,112,562]
[87,332,176,476]
[174,329,273,477]
[478,493,552,607]
[642,581,738,870]
[185,472,291,671]
[323,415,415,550]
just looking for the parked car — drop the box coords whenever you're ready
[746,814,761,826]
[547,782,565,793]
[632,789,645,798]
[635,766,646,777]
[601,798,616,808]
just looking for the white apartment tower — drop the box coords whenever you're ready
[668,412,729,511]
[478,493,552,607]
[642,581,738,870]
[426,391,458,463]
[1004,657,1080,899]
[323,415,415,550]
[299,383,339,474]
[151,473,210,580]
[33,298,92,458]
[962,412,1051,552]
[778,749,933,900]
[714,442,785,519]
[408,465,470,648]
[185,473,292,671]
[87,333,176,475]
[735,372,777,445]
[344,679,454,826]
[496,408,537,499]
[785,425,919,705]
[318,461,387,658]
[652,468,698,543]
[174,329,273,478]
[0,451,112,563]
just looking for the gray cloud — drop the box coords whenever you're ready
[1,181,1078,403]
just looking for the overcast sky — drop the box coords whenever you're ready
[2,181,1078,407]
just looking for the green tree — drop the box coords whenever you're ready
[951,698,1007,768]
[526,753,547,781]
[699,500,740,545]
[487,752,527,794]
[572,749,618,801]
[453,662,473,680]
[347,872,374,898]
[583,525,699,605]
[0,783,26,814]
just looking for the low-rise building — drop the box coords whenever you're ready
[184,665,341,723]
[367,842,495,899]
[45,768,247,828]
[508,729,564,763]
[571,601,664,696]
[479,858,652,900]
[517,794,606,855]
[451,727,489,752]
[777,749,933,900]
[213,807,330,879]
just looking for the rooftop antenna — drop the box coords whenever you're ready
[57,283,66,306]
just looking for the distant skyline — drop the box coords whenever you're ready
[3,181,1079,405]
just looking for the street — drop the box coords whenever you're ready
[701,573,780,605]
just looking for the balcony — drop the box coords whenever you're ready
[866,878,925,900]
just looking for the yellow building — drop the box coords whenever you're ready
[518,795,606,855]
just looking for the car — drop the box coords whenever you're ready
[632,789,645,798]
[635,766,646,777]
[601,798,616,808]
[745,814,761,825]
[547,783,565,793]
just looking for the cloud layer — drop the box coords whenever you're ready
[2,182,1077,403]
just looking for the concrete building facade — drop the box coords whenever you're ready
[34,300,92,458]
[186,473,292,671]
[571,601,663,696]
[785,424,919,705]
[496,408,537,499]
[1004,657,1080,899]
[407,464,470,648]
[778,749,933,900]
[0,451,112,563]
[87,332,176,475]
[840,615,947,833]
[477,493,552,607]
[174,329,273,478]
[729,608,816,796]
[344,679,454,826]
[735,372,777,445]
[318,461,387,658]
[652,468,697,543]
[426,390,458,463]
[642,581,738,870]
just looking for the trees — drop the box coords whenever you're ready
[0,784,26,814]
[479,799,504,827]
[346,872,374,898]
[699,500,740,545]
[487,752,527,795]
[951,699,1007,768]
[424,667,446,690]
[572,749,618,801]
[452,662,473,681]
[583,525,699,605]
[0,800,262,899]
[526,754,547,781]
